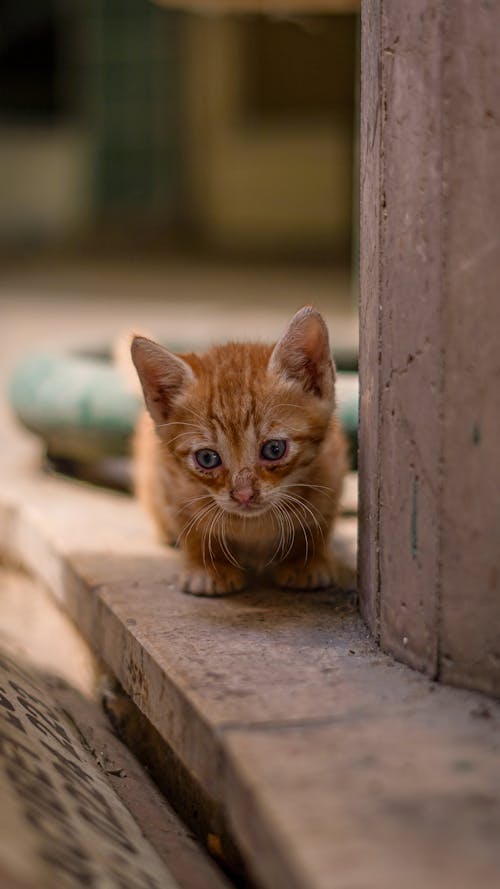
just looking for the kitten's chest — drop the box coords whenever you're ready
[227,515,283,569]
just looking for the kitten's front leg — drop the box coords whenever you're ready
[181,564,246,597]
[181,538,246,596]
[272,555,338,591]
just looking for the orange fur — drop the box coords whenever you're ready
[131,308,348,596]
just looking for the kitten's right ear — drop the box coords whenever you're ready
[268,306,335,404]
[131,336,194,425]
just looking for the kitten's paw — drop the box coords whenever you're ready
[272,557,337,591]
[181,564,246,597]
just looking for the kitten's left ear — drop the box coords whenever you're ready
[268,306,335,403]
[131,336,194,425]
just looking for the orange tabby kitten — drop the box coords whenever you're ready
[131,306,347,596]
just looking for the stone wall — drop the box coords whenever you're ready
[359,0,500,697]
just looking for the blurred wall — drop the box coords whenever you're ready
[85,0,182,225]
[0,3,92,243]
[0,0,183,247]
[0,1,357,260]
[183,15,356,256]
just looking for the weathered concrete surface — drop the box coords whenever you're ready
[358,0,381,637]
[1,439,500,889]
[0,568,99,697]
[54,683,233,889]
[377,0,443,676]
[0,647,179,889]
[439,1,500,696]
[359,0,500,694]
[225,714,500,889]
[0,568,233,889]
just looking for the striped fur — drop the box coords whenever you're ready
[132,307,348,596]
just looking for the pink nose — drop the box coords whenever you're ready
[232,487,255,506]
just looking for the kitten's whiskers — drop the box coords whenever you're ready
[156,421,200,430]
[277,496,318,565]
[275,500,295,560]
[284,482,336,499]
[266,504,284,565]
[266,501,294,565]
[180,493,212,509]
[167,431,199,445]
[177,501,217,548]
[279,492,325,538]
[182,406,212,427]
[217,516,242,569]
[205,507,222,571]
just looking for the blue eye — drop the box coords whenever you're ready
[195,448,221,469]
[260,439,287,461]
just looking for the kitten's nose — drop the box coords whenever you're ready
[232,487,255,506]
[231,468,257,506]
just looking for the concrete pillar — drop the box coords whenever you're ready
[359,0,500,697]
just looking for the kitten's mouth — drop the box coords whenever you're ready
[223,503,269,518]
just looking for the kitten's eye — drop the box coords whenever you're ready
[195,448,221,469]
[260,439,287,461]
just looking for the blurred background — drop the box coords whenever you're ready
[0,0,360,466]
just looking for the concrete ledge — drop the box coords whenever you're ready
[1,452,499,889]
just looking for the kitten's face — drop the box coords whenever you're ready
[132,307,336,519]
[163,360,331,518]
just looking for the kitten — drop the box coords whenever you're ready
[131,306,348,596]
